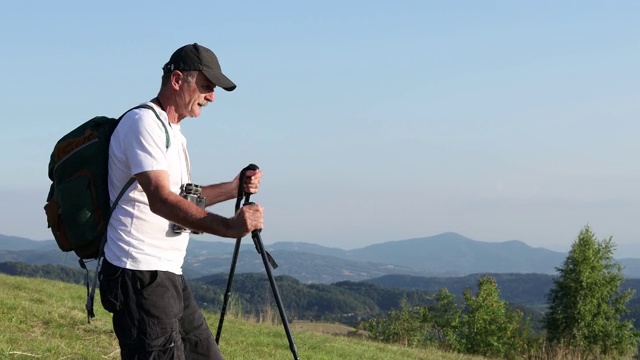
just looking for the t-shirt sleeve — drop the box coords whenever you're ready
[118,109,169,176]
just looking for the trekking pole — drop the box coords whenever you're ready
[215,164,258,344]
[247,217,300,360]
[215,164,300,359]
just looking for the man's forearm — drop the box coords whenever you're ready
[201,181,236,207]
[135,170,242,237]
[150,191,239,238]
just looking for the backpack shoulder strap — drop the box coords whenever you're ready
[119,104,171,149]
[135,104,170,149]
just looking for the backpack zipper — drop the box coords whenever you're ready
[53,138,99,174]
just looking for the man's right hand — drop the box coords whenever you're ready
[229,203,264,238]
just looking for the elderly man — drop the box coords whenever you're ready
[99,43,263,360]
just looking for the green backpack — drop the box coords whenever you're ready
[44,104,169,321]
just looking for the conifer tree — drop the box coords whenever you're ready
[544,225,639,357]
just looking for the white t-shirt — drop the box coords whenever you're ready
[105,102,191,274]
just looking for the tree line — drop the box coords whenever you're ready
[189,273,437,326]
[0,261,88,284]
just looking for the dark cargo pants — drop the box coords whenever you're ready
[99,259,224,360]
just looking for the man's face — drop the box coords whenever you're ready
[177,72,216,118]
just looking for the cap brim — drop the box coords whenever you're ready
[203,70,236,92]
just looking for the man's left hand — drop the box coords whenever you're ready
[243,169,262,194]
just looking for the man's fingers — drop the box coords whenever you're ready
[244,174,261,193]
[244,170,262,184]
[241,204,263,230]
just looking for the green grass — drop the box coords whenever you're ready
[0,274,486,360]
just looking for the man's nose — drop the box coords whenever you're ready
[205,92,215,103]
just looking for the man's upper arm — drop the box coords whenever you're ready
[134,170,173,210]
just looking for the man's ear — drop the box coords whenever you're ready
[170,70,183,89]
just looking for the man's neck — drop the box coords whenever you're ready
[153,93,181,124]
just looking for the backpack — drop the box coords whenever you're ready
[44,104,170,322]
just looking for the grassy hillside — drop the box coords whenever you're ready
[0,274,485,360]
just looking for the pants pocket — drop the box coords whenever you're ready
[99,261,123,313]
[120,321,181,359]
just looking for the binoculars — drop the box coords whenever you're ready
[173,183,206,234]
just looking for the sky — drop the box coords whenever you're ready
[1,1,639,252]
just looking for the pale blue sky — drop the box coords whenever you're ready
[1,1,639,251]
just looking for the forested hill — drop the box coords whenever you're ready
[365,273,640,326]
[0,261,88,284]
[189,272,435,323]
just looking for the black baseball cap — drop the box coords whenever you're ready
[163,43,236,91]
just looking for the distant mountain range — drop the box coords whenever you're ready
[3,232,640,282]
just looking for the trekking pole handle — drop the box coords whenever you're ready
[235,163,259,211]
[238,163,259,199]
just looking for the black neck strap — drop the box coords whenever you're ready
[153,97,166,112]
